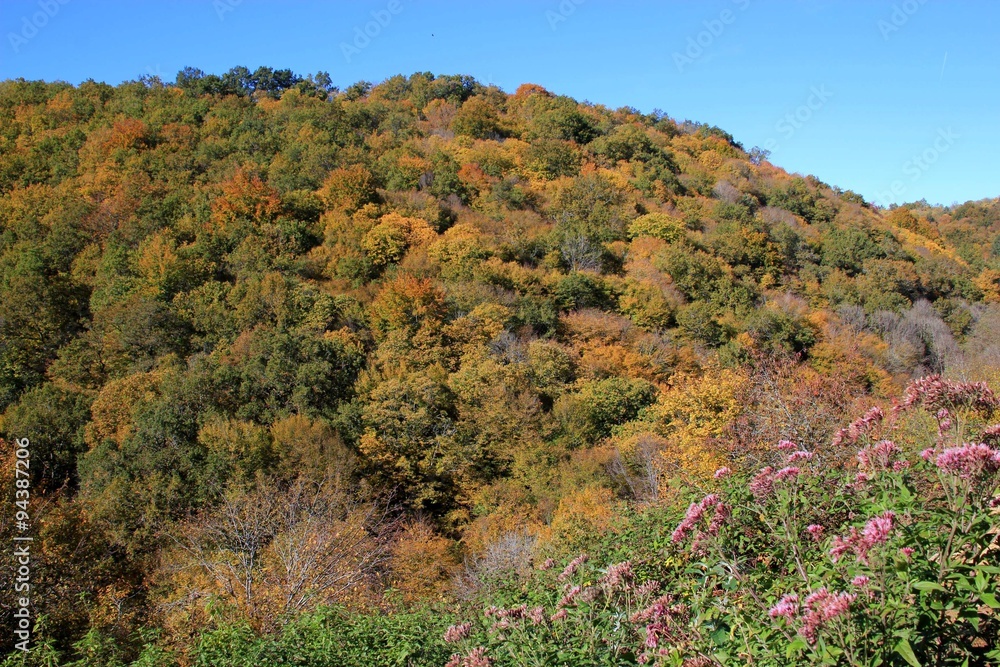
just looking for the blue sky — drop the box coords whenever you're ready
[1,0,997,207]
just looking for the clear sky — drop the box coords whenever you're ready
[1,0,996,207]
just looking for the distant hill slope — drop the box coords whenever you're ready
[0,70,999,658]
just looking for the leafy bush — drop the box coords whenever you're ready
[443,376,1000,666]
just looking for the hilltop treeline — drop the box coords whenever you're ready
[0,70,998,665]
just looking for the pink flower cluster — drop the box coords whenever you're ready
[832,406,885,447]
[982,424,1000,444]
[488,604,528,632]
[787,450,813,463]
[830,511,895,563]
[770,588,856,644]
[631,594,688,659]
[671,494,727,544]
[538,557,555,571]
[445,646,493,667]
[557,586,581,608]
[630,594,678,624]
[768,593,799,620]
[898,375,999,414]
[444,622,472,643]
[527,606,546,625]
[806,524,825,541]
[935,443,1000,479]
[487,603,548,632]
[750,460,805,499]
[557,553,588,582]
[600,560,634,588]
[856,440,901,472]
[774,466,801,481]
[749,467,774,498]
[446,647,492,667]
[636,580,662,596]
[936,408,953,437]
[714,466,732,479]
[801,588,857,643]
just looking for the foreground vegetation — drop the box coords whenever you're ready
[0,69,998,665]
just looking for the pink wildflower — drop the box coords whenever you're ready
[708,502,730,536]
[829,534,854,562]
[499,605,526,620]
[671,502,702,543]
[690,531,707,555]
[920,448,935,461]
[862,511,895,546]
[798,588,856,644]
[819,591,856,621]
[833,406,885,447]
[600,561,634,588]
[528,606,545,625]
[899,375,999,413]
[444,622,472,643]
[935,443,1000,479]
[700,493,720,508]
[982,424,1000,444]
[777,439,798,451]
[774,466,801,481]
[714,466,732,479]
[806,524,825,541]
[787,450,813,463]
[852,575,870,588]
[539,557,555,571]
[463,647,492,667]
[750,466,775,498]
[900,547,914,559]
[830,511,895,563]
[768,593,799,620]
[550,608,568,622]
[672,494,722,544]
[557,553,588,582]
[631,595,677,624]
[857,440,901,472]
[636,580,662,596]
[557,586,581,608]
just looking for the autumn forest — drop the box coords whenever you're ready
[0,69,999,666]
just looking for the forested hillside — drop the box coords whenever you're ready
[1,69,998,666]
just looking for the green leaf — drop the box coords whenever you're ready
[912,581,946,593]
[980,592,1000,609]
[786,637,807,659]
[895,638,921,667]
